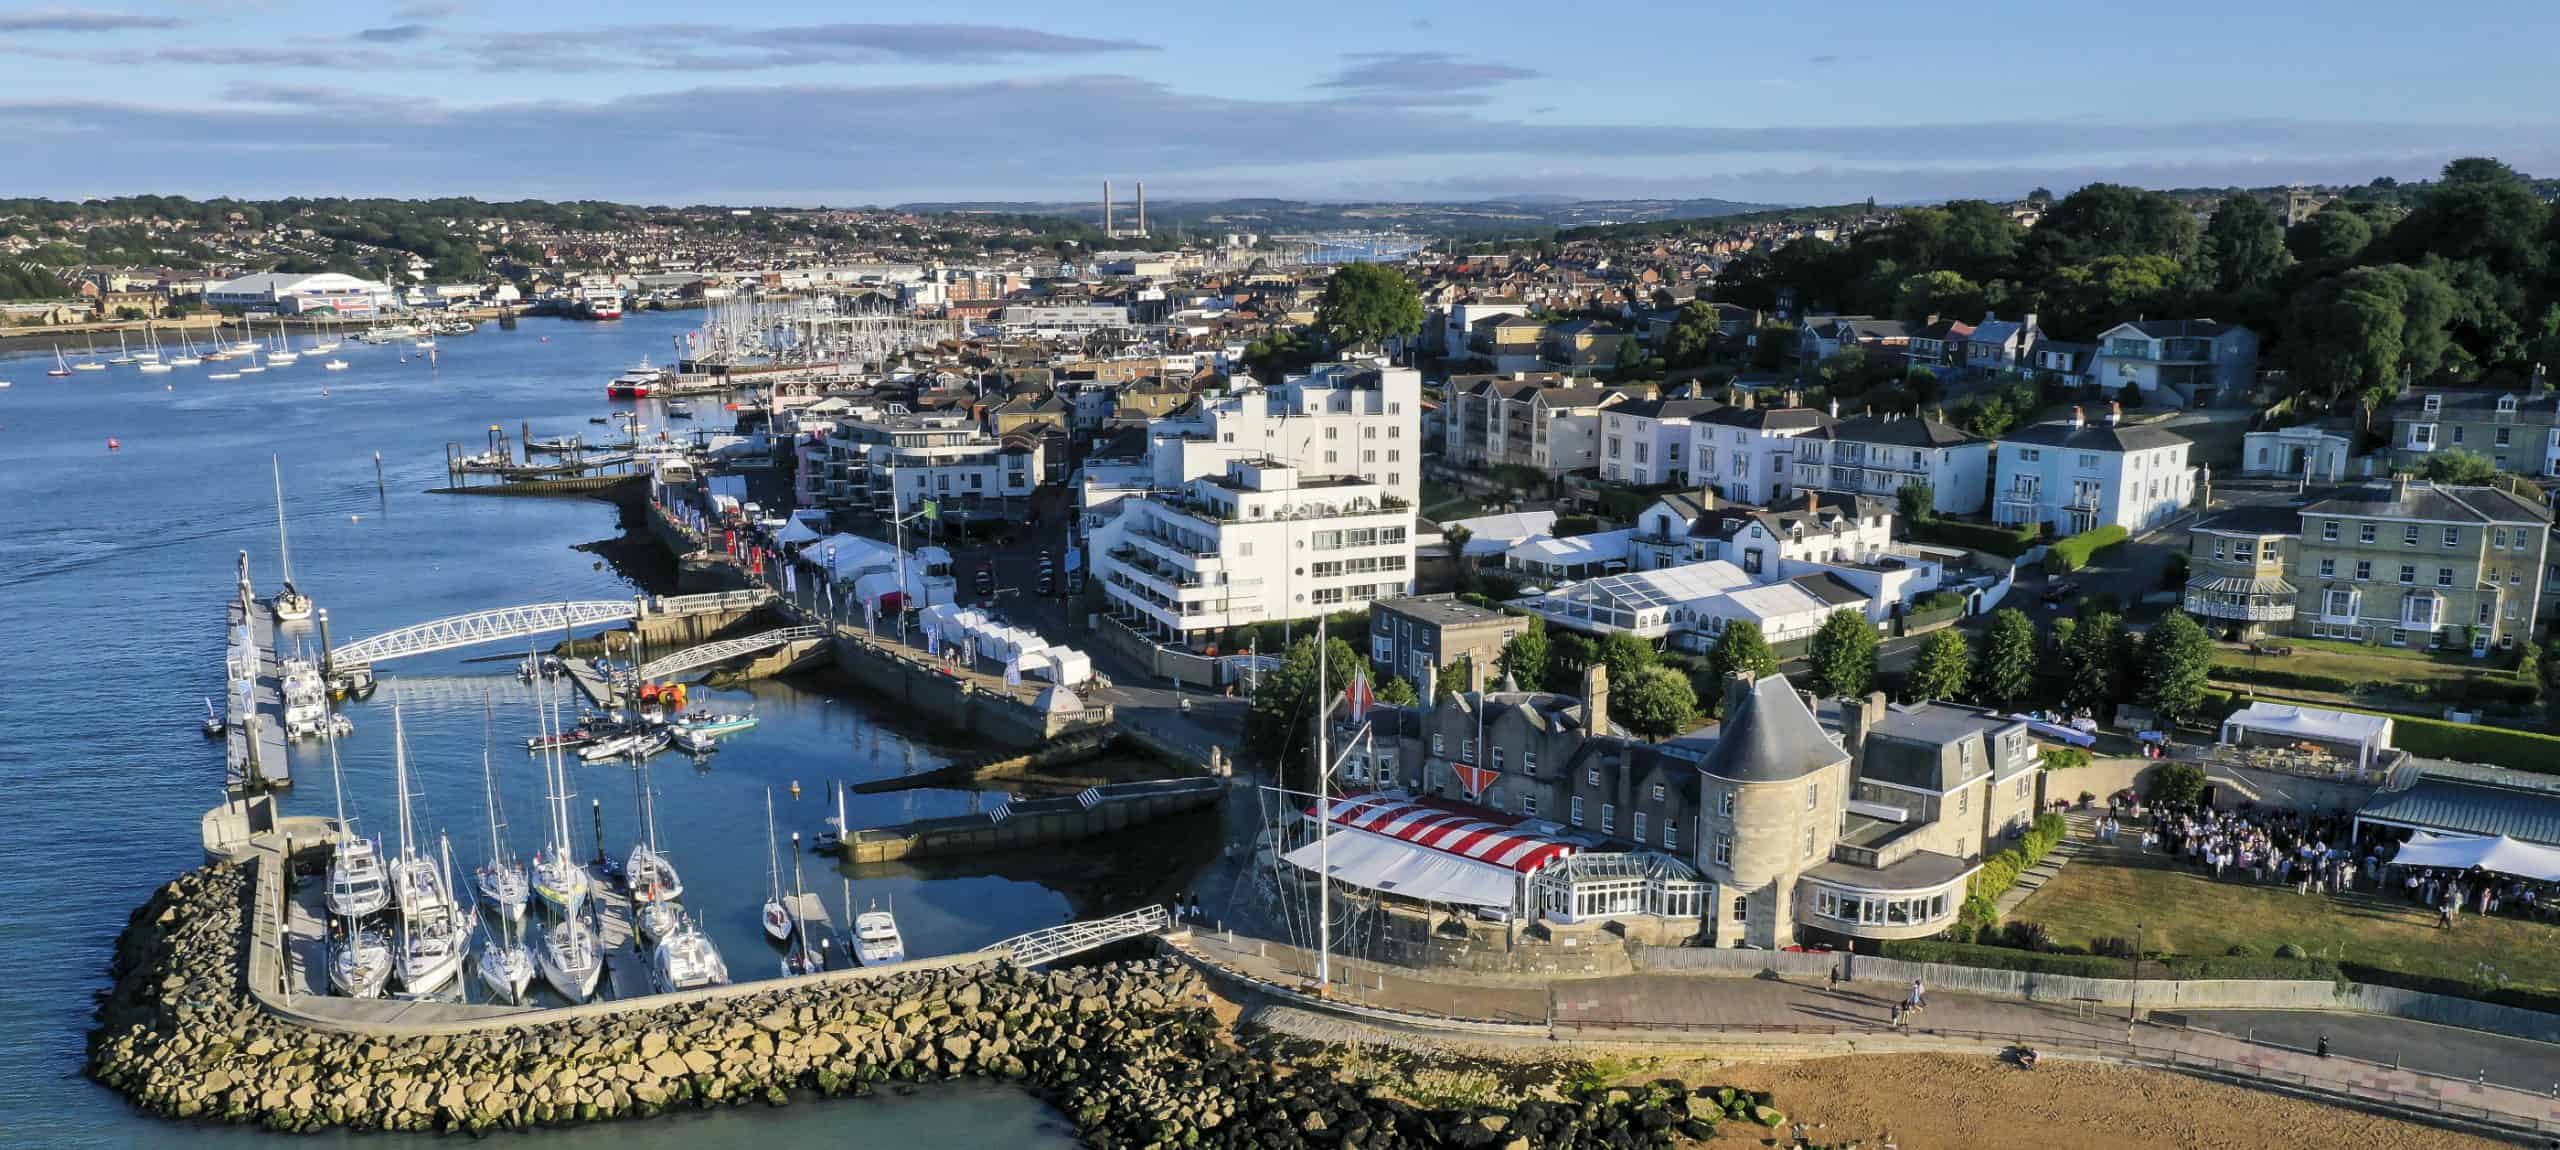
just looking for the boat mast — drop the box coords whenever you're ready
[271,456,295,591]
[765,788,782,901]
[1314,616,1330,992]
[482,696,506,870]
[393,703,416,861]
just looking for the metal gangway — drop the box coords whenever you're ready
[329,600,638,670]
[996,904,1176,967]
[633,625,826,681]
[650,589,774,615]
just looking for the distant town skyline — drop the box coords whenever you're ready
[4,0,2557,205]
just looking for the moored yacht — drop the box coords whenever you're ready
[537,914,603,1002]
[853,905,906,966]
[651,914,729,994]
[395,836,467,995]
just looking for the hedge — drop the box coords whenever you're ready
[2384,711,2560,772]
[2044,524,2130,572]
[1877,940,2346,983]
[1911,519,2043,558]
[2213,663,2538,708]
[1963,812,2069,921]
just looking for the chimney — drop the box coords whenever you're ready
[1722,670,1756,722]
[1697,484,1719,512]
[1467,654,1488,697]
[1843,690,1887,764]
[1828,396,1840,418]
[1582,662,1611,736]
[1419,661,1438,708]
[2394,472,2412,503]
[1136,181,1146,235]
[1103,180,1114,236]
[1783,387,1802,409]
[2071,405,2086,429]
[2023,311,2038,333]
[1806,488,1820,514]
[2107,401,2122,426]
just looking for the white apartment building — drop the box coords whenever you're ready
[1629,491,1897,577]
[1992,407,2194,535]
[1791,413,1991,516]
[1689,405,1833,505]
[1147,360,1423,506]
[1089,461,1415,645]
[994,304,1130,339]
[1600,397,1724,486]
[819,409,1039,517]
[1444,373,1626,475]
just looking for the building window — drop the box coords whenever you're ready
[2404,525,2421,547]
[2399,564,2416,585]
[1461,738,1476,763]
[1806,783,1818,811]
[1719,789,1735,817]
[2323,521,2339,542]
[2438,567,2454,588]
[2355,560,2372,581]
[1432,733,1443,755]
[2445,527,2461,548]
[1731,893,1747,922]
[1520,793,1538,818]
[1713,834,1732,866]
[1958,788,1969,815]
[1601,803,1616,835]
[1650,783,1666,802]
[1523,749,1538,771]
[1803,826,1816,860]
[1664,819,1678,851]
[1586,766,1600,786]
[1633,811,1648,842]
[1570,795,1584,826]
[1490,746,1505,770]
[2318,558,2335,578]
[2360,524,2377,544]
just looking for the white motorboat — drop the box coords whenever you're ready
[386,706,454,921]
[853,906,906,967]
[762,789,792,943]
[280,657,327,737]
[537,914,603,1002]
[651,914,729,994]
[331,927,393,998]
[665,401,694,419]
[636,897,680,943]
[530,687,590,917]
[201,697,226,738]
[577,731,646,762]
[475,924,536,1004]
[474,702,529,924]
[323,359,349,371]
[396,836,467,994]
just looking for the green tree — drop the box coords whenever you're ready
[1314,262,1424,351]
[1891,269,1985,326]
[1615,665,1699,742]
[2149,761,2209,808]
[1663,300,1724,368]
[2061,611,2129,715]
[1545,632,1595,694]
[1704,621,1781,714]
[1895,480,1937,526]
[1244,633,1366,786]
[1907,628,1974,703]
[1598,630,1656,686]
[1808,610,1880,698]
[2202,193,2291,296]
[1374,675,1419,708]
[2418,448,2499,485]
[1972,608,2039,709]
[2139,611,2215,727]
[2287,208,2373,266]
[2030,183,2202,268]
[1434,657,1468,703]
[1498,616,1551,689]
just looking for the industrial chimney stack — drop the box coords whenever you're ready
[1103,180,1114,238]
[1137,181,1146,237]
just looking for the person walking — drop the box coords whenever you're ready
[1908,978,1926,1013]
[1827,962,1842,994]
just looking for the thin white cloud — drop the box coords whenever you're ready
[1315,51,1538,103]
[354,23,433,44]
[465,22,1156,73]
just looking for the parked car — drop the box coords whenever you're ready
[2041,579,2080,605]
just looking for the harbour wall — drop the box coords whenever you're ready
[840,777,1224,865]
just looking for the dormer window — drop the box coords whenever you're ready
[2500,395,2520,413]
[2424,394,2443,415]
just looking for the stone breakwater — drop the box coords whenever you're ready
[89,864,1787,1147]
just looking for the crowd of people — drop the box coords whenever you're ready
[2111,796,2560,930]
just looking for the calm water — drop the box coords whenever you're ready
[0,314,1080,1148]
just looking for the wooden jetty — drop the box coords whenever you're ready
[562,657,619,708]
[589,863,653,1001]
[226,579,294,789]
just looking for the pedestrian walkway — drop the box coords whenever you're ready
[1172,931,2560,1141]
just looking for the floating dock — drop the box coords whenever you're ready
[225,561,294,789]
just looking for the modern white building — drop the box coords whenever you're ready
[2088,319,2259,404]
[1443,373,1627,476]
[995,304,1130,339]
[1600,397,1724,487]
[2241,424,2353,483]
[1521,559,1868,649]
[1629,491,1896,578]
[1791,414,1990,516]
[1147,360,1423,506]
[1691,404,1833,505]
[1992,407,2195,535]
[1089,460,1414,645]
[205,271,393,317]
[818,409,1039,517]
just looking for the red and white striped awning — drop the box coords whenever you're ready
[1303,793,1574,875]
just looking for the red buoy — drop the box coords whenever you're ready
[107,438,120,450]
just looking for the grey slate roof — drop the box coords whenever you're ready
[2192,503,2303,536]
[2000,419,2191,453]
[1610,397,1725,422]
[1698,674,1848,784]
[2302,480,2553,525]
[1808,413,1979,448]
[2118,319,2235,340]
[2360,779,2560,847]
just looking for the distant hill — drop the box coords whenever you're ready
[893,196,1789,239]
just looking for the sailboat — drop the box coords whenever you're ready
[529,686,590,917]
[472,701,529,923]
[168,329,202,368]
[72,334,105,372]
[396,835,466,994]
[226,324,260,356]
[310,317,342,355]
[47,346,71,378]
[268,318,301,366]
[475,917,537,1004]
[762,789,792,942]
[780,833,826,976]
[236,349,265,375]
[650,911,729,994]
[323,731,392,997]
[136,327,172,374]
[107,331,137,366]
[387,706,455,922]
[271,458,313,621]
[625,759,684,907]
[537,903,604,1002]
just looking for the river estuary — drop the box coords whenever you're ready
[0,312,1082,1147]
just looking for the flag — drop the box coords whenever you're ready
[1454,764,1499,800]
[921,499,939,521]
[1346,669,1374,724]
[926,628,940,657]
[1004,658,1022,687]
[863,596,877,629]
[783,563,796,595]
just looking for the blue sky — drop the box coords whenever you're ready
[4,0,2557,205]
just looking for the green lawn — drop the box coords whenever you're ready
[2014,854,2560,997]
[2211,640,2504,687]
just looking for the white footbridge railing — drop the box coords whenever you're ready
[635,625,826,681]
[998,905,1176,967]
[331,600,638,669]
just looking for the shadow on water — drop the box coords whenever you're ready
[834,800,1231,925]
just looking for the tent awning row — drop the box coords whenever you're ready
[2387,831,2560,882]
[1308,794,1574,872]
[1281,831,1517,909]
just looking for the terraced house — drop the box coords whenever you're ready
[2386,378,2560,478]
[2182,476,2553,655]
[1443,372,1633,476]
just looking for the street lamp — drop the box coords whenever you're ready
[2130,919,2144,1024]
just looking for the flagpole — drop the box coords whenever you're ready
[1315,615,1330,995]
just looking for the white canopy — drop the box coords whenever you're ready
[1507,528,1633,569]
[1281,825,1518,909]
[2222,702,2395,767]
[1031,647,1092,687]
[2391,832,2560,882]
[773,518,824,545]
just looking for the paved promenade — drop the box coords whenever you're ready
[1176,930,2560,1140]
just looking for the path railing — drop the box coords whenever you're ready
[634,625,825,681]
[998,905,1175,967]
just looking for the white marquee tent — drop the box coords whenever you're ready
[2389,831,2560,882]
